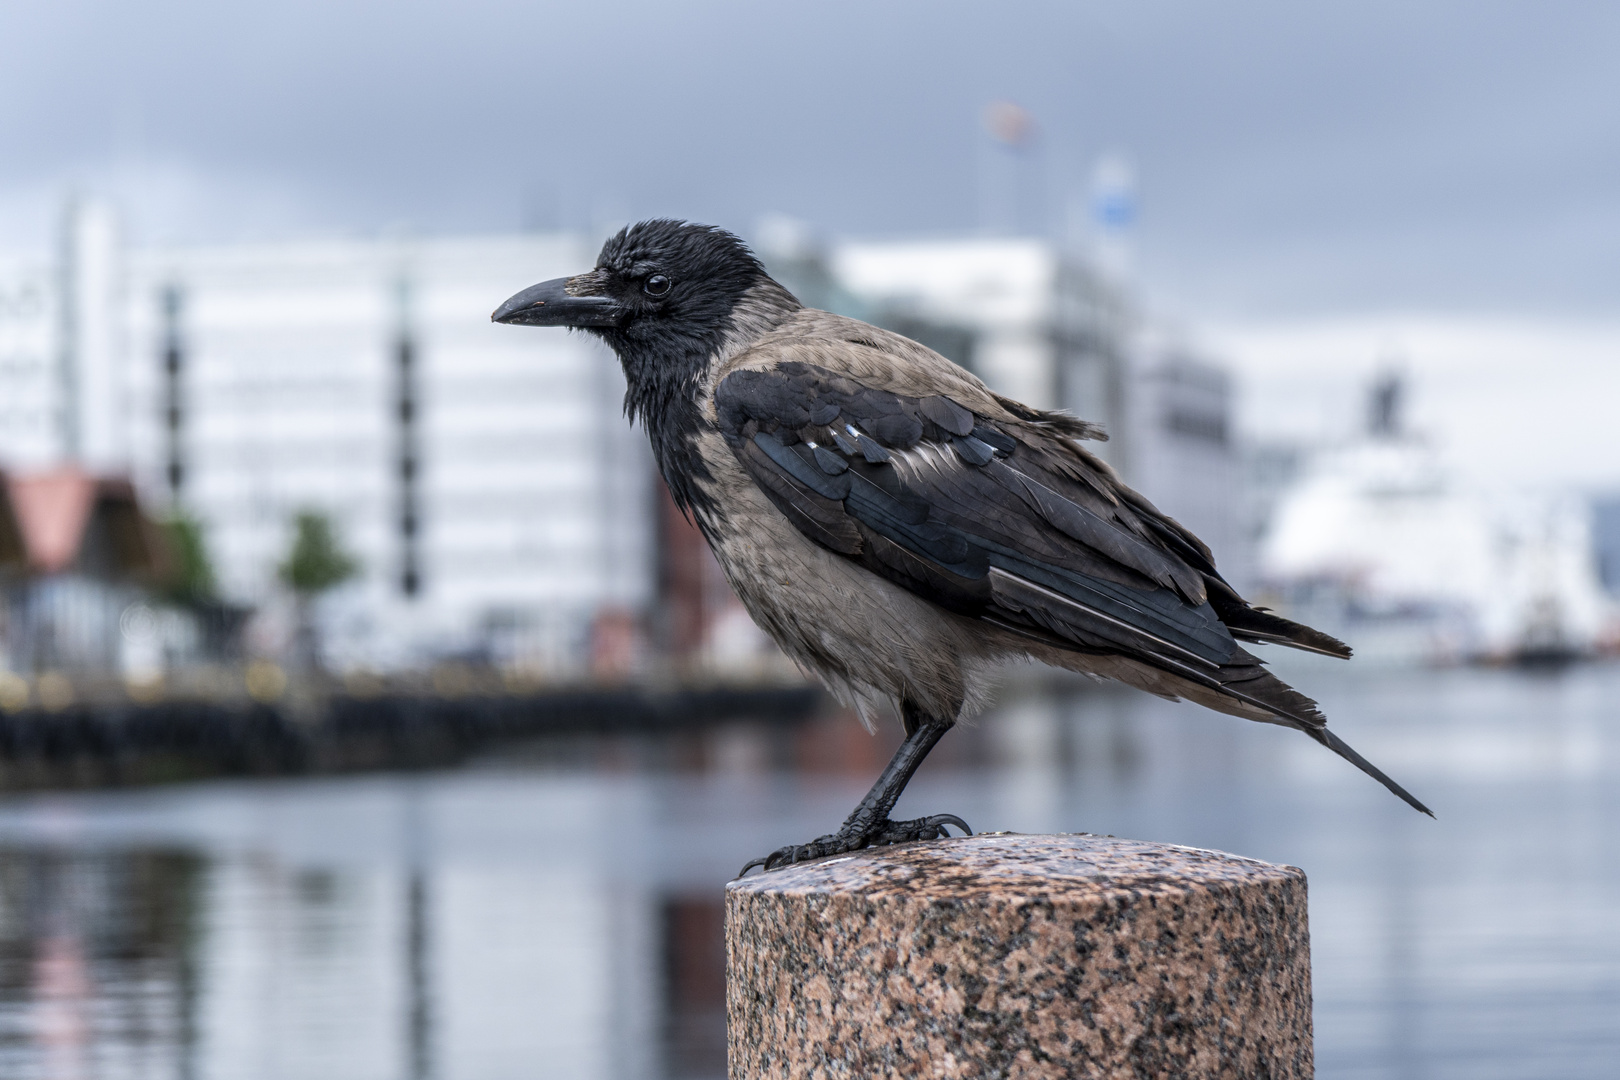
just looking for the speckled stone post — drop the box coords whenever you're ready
[726,833,1311,1079]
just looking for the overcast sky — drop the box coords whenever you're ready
[4,0,1619,322]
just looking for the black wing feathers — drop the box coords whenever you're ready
[919,395,976,436]
[1202,573,1353,659]
[736,435,861,555]
[716,361,1255,671]
[995,463,1205,599]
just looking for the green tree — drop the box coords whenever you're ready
[162,513,217,608]
[278,510,359,596]
[278,510,359,675]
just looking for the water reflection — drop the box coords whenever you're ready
[0,846,203,1079]
[405,787,433,1080]
[660,895,725,1079]
[0,663,1611,1079]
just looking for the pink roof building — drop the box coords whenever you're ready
[0,468,167,580]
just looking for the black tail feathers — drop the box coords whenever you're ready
[1203,575,1352,660]
[1227,610,1353,659]
[1308,726,1434,817]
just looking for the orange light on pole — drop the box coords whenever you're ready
[982,100,1035,150]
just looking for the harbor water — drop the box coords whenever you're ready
[0,661,1614,1080]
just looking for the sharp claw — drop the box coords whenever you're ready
[928,813,973,837]
[738,813,972,878]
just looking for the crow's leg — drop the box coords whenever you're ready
[738,702,971,877]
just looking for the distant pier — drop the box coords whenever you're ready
[0,679,824,791]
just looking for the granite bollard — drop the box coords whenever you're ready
[726,833,1311,1079]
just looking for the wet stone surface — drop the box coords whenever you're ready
[726,832,1312,1079]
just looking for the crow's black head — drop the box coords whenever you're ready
[493,220,798,517]
[493,220,796,396]
[494,219,779,340]
[592,220,774,343]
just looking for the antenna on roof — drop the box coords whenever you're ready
[1368,368,1404,439]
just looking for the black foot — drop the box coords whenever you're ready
[737,813,971,877]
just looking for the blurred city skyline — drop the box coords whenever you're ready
[0,1,1615,678]
[3,1,1620,322]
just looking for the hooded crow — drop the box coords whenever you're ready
[494,220,1432,874]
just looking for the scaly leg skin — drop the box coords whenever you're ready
[737,706,970,877]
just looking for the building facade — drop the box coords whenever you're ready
[129,234,655,671]
[1,208,655,675]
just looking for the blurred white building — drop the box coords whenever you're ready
[0,204,654,673]
[833,238,1125,430]
[1126,333,1245,590]
[0,200,134,471]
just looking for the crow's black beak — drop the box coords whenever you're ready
[491,276,622,327]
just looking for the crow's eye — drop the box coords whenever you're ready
[643,274,672,297]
